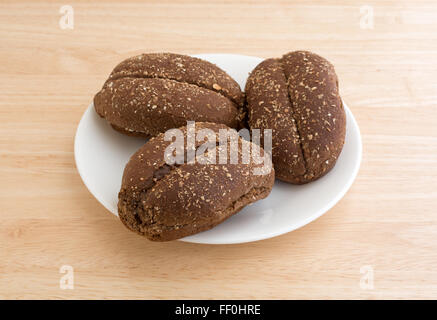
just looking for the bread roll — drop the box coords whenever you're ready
[118,122,274,241]
[245,51,346,184]
[94,53,245,138]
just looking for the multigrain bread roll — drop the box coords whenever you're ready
[245,51,346,184]
[94,53,245,138]
[118,122,274,241]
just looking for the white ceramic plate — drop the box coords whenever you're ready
[74,53,362,244]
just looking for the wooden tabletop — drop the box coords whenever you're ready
[1,0,436,299]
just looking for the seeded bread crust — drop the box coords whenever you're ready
[118,122,275,241]
[245,51,346,184]
[94,77,240,138]
[107,53,244,106]
[94,53,245,138]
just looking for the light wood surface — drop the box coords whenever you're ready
[1,0,437,299]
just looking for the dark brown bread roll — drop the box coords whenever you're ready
[94,53,245,138]
[118,122,274,241]
[245,51,346,184]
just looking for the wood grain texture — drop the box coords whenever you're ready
[1,0,437,299]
